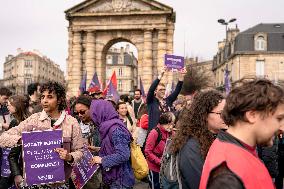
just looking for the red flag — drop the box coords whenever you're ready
[110,71,117,89]
[103,71,118,96]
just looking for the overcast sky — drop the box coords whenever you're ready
[1,0,284,79]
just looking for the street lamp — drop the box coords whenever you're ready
[217,18,237,43]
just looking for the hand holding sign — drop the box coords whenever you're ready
[14,175,24,188]
[55,148,73,162]
[71,147,99,189]
[178,67,187,81]
[89,156,102,165]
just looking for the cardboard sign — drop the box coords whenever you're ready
[1,148,11,177]
[164,54,185,71]
[22,130,65,186]
[71,147,99,189]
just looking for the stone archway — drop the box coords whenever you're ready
[65,0,175,96]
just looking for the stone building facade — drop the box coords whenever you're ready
[3,50,65,94]
[106,45,138,94]
[65,0,175,96]
[213,23,284,89]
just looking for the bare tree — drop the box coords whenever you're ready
[181,64,211,95]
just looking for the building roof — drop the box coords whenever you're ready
[235,23,284,52]
[107,51,137,66]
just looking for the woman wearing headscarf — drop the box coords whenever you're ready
[89,100,135,189]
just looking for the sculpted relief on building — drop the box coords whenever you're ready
[65,0,175,95]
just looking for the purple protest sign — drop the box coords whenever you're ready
[71,147,99,189]
[1,148,11,177]
[22,130,65,186]
[164,54,185,71]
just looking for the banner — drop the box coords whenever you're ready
[1,148,11,177]
[164,54,185,71]
[71,147,99,189]
[22,130,65,186]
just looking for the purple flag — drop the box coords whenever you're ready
[88,72,100,90]
[22,130,65,186]
[79,72,87,94]
[71,147,99,189]
[139,77,146,97]
[224,68,231,95]
[106,81,120,102]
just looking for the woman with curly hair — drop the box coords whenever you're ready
[171,90,227,189]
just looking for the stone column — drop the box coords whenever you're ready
[167,24,175,83]
[136,40,144,87]
[67,28,73,82]
[70,31,82,96]
[142,29,153,90]
[85,31,96,86]
[95,37,105,88]
[157,29,167,83]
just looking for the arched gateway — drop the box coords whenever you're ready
[65,0,175,96]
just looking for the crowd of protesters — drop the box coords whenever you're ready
[0,66,284,189]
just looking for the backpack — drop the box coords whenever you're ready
[130,141,149,180]
[160,138,182,189]
[142,127,162,153]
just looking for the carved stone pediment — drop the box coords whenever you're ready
[66,0,173,15]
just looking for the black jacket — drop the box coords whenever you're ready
[258,137,279,178]
[8,145,23,177]
[179,137,204,189]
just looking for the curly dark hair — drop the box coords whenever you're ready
[222,78,284,126]
[40,81,66,111]
[171,90,224,158]
[27,83,40,96]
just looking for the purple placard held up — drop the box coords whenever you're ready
[1,148,11,177]
[22,130,65,186]
[164,54,185,71]
[71,147,99,189]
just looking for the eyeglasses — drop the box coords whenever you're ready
[209,111,222,116]
[75,110,87,116]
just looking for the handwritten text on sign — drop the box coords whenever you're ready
[71,147,99,189]
[164,54,185,71]
[22,130,65,186]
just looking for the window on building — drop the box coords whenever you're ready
[106,67,112,78]
[107,55,112,64]
[24,60,32,67]
[118,67,123,76]
[118,80,123,91]
[118,57,123,64]
[256,60,265,76]
[255,36,265,51]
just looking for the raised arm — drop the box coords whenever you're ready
[147,67,166,103]
[167,68,187,103]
